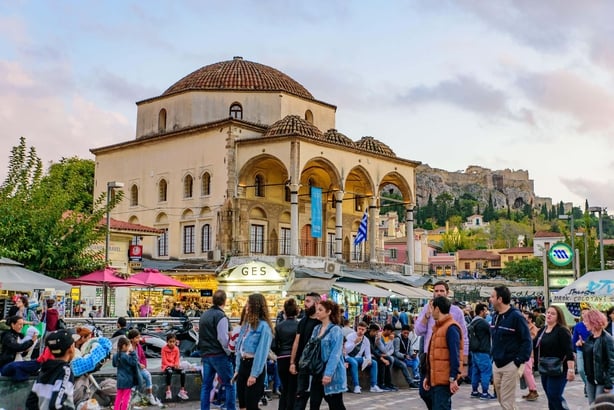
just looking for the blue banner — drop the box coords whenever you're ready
[311,186,322,238]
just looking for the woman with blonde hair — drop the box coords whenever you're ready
[234,293,274,410]
[534,305,575,410]
[578,309,614,404]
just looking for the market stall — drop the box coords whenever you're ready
[552,269,614,316]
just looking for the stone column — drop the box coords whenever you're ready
[290,183,300,256]
[369,197,378,263]
[405,204,415,275]
[335,190,344,261]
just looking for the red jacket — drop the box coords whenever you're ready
[161,344,180,369]
[44,308,59,331]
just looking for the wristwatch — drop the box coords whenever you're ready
[449,377,456,383]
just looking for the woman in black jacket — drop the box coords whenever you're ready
[578,309,614,404]
[534,305,575,410]
[0,315,36,369]
[272,298,299,410]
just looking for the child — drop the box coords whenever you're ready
[26,329,76,410]
[161,333,189,400]
[128,329,162,406]
[113,336,140,410]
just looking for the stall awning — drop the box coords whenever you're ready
[287,278,337,294]
[334,282,397,297]
[370,281,432,300]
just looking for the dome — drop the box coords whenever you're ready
[264,115,323,140]
[355,136,396,157]
[163,56,314,99]
[323,129,354,147]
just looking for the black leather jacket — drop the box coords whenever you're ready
[582,332,614,389]
[0,328,34,368]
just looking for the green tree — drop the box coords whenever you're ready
[441,227,470,252]
[435,192,454,226]
[489,219,533,248]
[0,138,121,278]
[501,258,543,284]
[483,193,496,222]
[44,157,96,213]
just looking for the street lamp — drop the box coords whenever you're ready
[558,214,575,278]
[589,206,606,270]
[105,181,123,317]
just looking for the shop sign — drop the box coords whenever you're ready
[200,289,213,297]
[129,245,143,261]
[549,277,574,288]
[223,261,285,282]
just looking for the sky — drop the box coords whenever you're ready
[2,0,614,212]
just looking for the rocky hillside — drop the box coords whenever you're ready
[415,164,542,210]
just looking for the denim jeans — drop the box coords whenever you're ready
[403,356,420,379]
[576,350,587,386]
[540,373,568,410]
[430,385,452,410]
[470,352,492,393]
[586,382,606,405]
[201,354,236,410]
[345,356,377,387]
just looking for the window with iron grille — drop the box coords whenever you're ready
[250,224,264,254]
[201,224,211,252]
[183,225,195,254]
[158,228,168,257]
[280,227,291,255]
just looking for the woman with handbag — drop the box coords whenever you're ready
[534,305,575,410]
[577,309,614,404]
[234,293,274,410]
[307,299,347,410]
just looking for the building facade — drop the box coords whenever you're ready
[91,57,419,265]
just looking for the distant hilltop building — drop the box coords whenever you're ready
[416,164,572,212]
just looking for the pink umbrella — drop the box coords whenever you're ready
[130,268,190,289]
[65,267,146,287]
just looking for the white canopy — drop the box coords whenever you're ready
[0,257,73,292]
[552,270,614,305]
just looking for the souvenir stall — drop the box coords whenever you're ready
[553,269,614,317]
[332,281,397,325]
[217,261,289,319]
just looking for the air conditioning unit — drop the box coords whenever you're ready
[207,249,221,262]
[276,256,292,269]
[325,262,340,275]
[402,264,413,275]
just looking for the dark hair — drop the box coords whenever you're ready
[357,321,368,329]
[212,290,226,307]
[368,323,380,332]
[401,324,411,331]
[475,303,488,316]
[117,336,130,352]
[46,299,56,308]
[433,281,449,292]
[494,286,511,304]
[166,333,177,342]
[8,315,24,326]
[117,317,127,327]
[433,296,451,314]
[383,323,394,331]
[127,329,140,340]
[283,298,299,318]
[246,293,274,333]
[318,300,341,325]
[606,306,614,316]
[305,292,320,299]
[17,295,29,308]
[523,310,535,322]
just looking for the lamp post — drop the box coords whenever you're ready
[558,213,575,278]
[105,181,124,317]
[589,206,606,270]
[576,232,588,275]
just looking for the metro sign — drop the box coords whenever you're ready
[548,242,573,267]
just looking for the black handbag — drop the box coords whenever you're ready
[538,356,564,376]
[298,324,333,375]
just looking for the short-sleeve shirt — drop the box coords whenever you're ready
[295,316,320,364]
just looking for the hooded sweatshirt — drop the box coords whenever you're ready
[26,359,75,410]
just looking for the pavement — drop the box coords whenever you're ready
[136,377,590,410]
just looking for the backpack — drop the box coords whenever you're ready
[468,318,483,352]
[298,324,334,375]
[57,318,67,330]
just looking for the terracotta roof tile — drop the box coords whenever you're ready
[264,115,323,139]
[534,231,564,238]
[499,247,534,254]
[355,136,396,157]
[323,129,354,147]
[457,249,501,260]
[98,218,163,234]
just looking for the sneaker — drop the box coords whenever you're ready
[525,390,539,401]
[385,384,399,391]
[147,394,162,406]
[480,392,496,400]
[370,385,384,393]
[353,385,361,394]
[470,391,480,399]
[165,390,172,400]
[178,389,189,400]
[408,382,420,389]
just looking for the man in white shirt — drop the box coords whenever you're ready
[344,322,383,394]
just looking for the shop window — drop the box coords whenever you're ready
[229,103,243,119]
[158,228,169,257]
[158,179,168,202]
[201,172,211,196]
[201,224,211,252]
[254,174,265,197]
[183,225,195,254]
[184,174,193,198]
[280,227,291,255]
[305,109,313,124]
[158,108,167,132]
[250,224,265,254]
[130,184,138,207]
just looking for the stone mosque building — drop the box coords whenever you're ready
[91,57,420,269]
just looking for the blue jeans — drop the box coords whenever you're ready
[576,350,587,386]
[140,368,152,389]
[470,352,492,393]
[345,356,377,387]
[403,356,420,379]
[201,354,236,410]
[430,385,452,410]
[586,382,606,405]
[540,373,568,410]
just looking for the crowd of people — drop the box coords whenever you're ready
[2,285,614,410]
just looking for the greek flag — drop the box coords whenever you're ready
[354,211,368,245]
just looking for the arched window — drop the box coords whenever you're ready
[201,172,211,196]
[184,175,193,198]
[254,174,265,197]
[158,109,167,132]
[158,179,167,202]
[229,103,243,119]
[201,224,211,252]
[305,109,313,124]
[130,184,138,206]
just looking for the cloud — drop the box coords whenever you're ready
[516,69,614,133]
[95,69,160,103]
[560,176,614,211]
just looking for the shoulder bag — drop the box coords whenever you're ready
[298,324,334,375]
[536,327,564,376]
